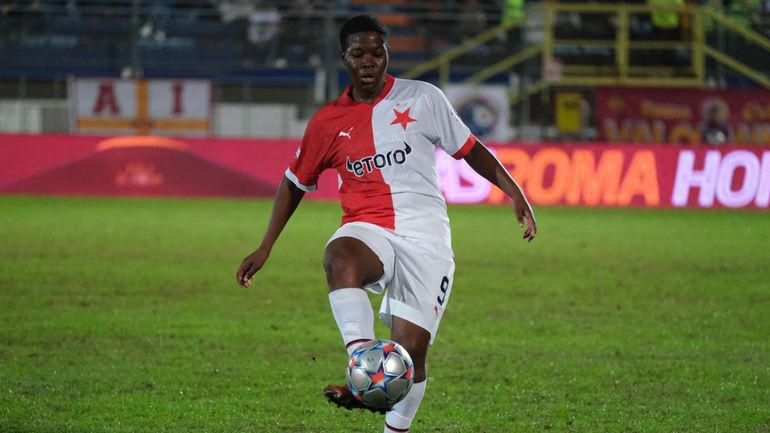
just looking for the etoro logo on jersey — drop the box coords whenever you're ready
[346,141,412,177]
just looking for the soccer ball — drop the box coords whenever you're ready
[346,339,414,408]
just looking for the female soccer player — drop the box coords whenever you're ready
[236,14,537,433]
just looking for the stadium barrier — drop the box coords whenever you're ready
[0,134,767,209]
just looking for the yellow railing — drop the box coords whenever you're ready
[402,3,770,96]
[545,3,699,86]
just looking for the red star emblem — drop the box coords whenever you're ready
[391,107,416,130]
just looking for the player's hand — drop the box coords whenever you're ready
[512,194,537,242]
[236,248,270,288]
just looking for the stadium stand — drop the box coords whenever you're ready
[1,0,769,140]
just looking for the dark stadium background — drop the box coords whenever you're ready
[0,1,768,432]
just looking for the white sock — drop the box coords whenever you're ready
[328,288,375,355]
[384,380,426,432]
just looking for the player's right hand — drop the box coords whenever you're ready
[236,248,269,288]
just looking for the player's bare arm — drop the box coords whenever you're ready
[463,141,537,241]
[236,176,305,287]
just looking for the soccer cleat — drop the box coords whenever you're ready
[323,384,391,414]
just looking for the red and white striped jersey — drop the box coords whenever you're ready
[285,74,476,248]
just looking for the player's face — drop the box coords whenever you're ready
[343,31,389,101]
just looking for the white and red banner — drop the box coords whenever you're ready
[0,134,767,209]
[69,78,211,136]
[596,87,770,145]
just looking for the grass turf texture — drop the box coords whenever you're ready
[0,195,768,433]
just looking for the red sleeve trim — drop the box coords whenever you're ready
[452,134,477,159]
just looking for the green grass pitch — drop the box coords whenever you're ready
[0,195,768,433]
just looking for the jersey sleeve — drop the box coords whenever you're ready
[285,114,331,192]
[426,84,477,159]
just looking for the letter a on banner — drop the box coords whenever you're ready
[92,82,120,115]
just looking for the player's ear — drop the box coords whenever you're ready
[340,49,347,63]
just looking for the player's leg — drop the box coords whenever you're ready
[323,230,396,413]
[379,237,455,431]
[385,316,430,432]
[323,236,384,354]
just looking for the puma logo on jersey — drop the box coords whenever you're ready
[338,127,354,139]
[346,141,412,177]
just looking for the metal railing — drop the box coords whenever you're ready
[404,3,770,93]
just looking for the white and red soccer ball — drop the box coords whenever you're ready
[346,339,414,408]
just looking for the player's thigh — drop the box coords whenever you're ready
[324,236,385,289]
[324,224,394,293]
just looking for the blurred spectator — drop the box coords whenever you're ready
[642,0,692,66]
[501,0,524,26]
[245,1,281,67]
[217,0,254,24]
[648,0,685,39]
[700,99,732,144]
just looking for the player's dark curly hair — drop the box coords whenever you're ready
[339,14,389,52]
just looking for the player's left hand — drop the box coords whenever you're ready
[513,195,537,242]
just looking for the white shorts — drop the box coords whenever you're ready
[327,222,455,344]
